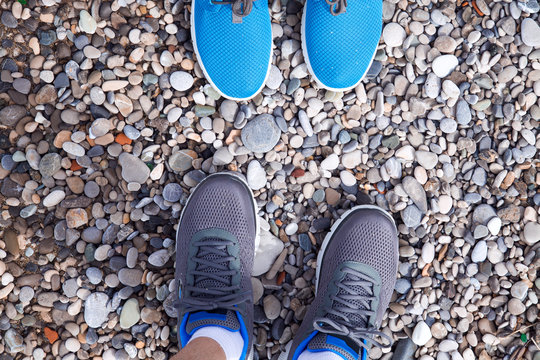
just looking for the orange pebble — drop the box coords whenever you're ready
[275,219,283,226]
[115,133,132,145]
[291,169,305,178]
[277,271,286,285]
[44,327,59,344]
[71,160,82,171]
[86,136,95,147]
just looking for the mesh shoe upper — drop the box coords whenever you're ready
[288,207,398,360]
[302,0,382,90]
[192,0,272,100]
[176,173,257,358]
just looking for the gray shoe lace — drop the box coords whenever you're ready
[182,237,250,313]
[313,267,393,351]
[326,0,347,15]
[211,0,254,17]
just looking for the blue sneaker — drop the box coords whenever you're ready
[301,0,382,91]
[191,0,273,100]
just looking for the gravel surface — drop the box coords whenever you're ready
[0,0,539,359]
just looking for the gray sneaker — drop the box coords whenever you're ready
[284,205,398,360]
[175,173,258,359]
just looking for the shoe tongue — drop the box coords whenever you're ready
[329,271,373,329]
[194,239,231,298]
[186,309,240,335]
[307,333,360,360]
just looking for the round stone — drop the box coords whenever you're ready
[432,55,459,78]
[440,118,457,133]
[241,114,281,153]
[86,267,103,285]
[523,222,540,245]
[84,181,100,198]
[170,71,194,91]
[340,171,356,187]
[383,23,406,47]
[162,183,182,202]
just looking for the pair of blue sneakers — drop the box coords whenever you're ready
[191,0,382,100]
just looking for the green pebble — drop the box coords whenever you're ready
[85,244,96,262]
[194,105,216,117]
[382,135,400,149]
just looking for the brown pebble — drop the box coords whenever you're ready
[66,177,85,194]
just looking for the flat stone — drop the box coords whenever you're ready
[84,292,111,328]
[411,321,432,346]
[432,55,459,78]
[118,268,143,287]
[61,109,80,125]
[521,18,540,47]
[13,78,31,94]
[120,298,140,329]
[247,160,267,190]
[456,100,472,125]
[471,240,487,262]
[118,153,150,184]
[66,208,88,228]
[35,84,57,104]
[266,65,283,90]
[169,149,197,172]
[162,183,182,202]
[220,100,238,122]
[402,176,428,213]
[523,222,540,245]
[241,114,281,153]
[0,105,26,126]
[473,204,497,224]
[415,150,438,169]
[79,10,97,34]
[148,249,170,267]
[383,23,406,47]
[263,295,280,320]
[170,71,194,91]
[43,190,66,207]
[212,147,234,165]
[63,142,85,157]
[401,205,423,228]
[253,230,285,276]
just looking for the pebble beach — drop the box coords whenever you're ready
[0,0,539,359]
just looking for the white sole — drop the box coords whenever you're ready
[300,3,380,92]
[190,2,274,101]
[314,204,396,294]
[176,172,261,253]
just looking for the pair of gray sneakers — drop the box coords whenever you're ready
[175,173,399,360]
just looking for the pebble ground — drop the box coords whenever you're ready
[0,0,539,360]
